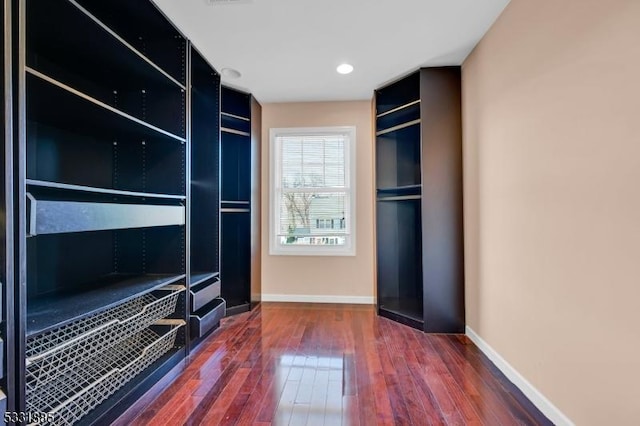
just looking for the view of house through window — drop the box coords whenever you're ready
[270,127,356,255]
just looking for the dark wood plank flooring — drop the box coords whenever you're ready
[118,303,551,425]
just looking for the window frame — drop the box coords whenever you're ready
[269,126,357,256]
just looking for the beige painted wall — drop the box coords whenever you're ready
[260,101,375,300]
[463,0,640,424]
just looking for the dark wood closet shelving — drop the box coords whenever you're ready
[189,271,219,288]
[377,184,422,198]
[0,0,10,414]
[375,68,464,333]
[189,46,225,343]
[26,179,186,201]
[26,69,185,143]
[72,0,187,85]
[26,273,185,337]
[16,0,195,422]
[376,101,421,132]
[220,86,260,316]
[27,0,185,136]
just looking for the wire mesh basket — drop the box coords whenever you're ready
[27,321,184,426]
[26,285,183,393]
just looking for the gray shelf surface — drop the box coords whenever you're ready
[27,273,185,337]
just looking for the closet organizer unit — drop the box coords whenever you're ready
[189,47,225,342]
[220,86,260,316]
[1,0,11,415]
[375,68,464,333]
[18,0,189,423]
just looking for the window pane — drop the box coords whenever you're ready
[277,191,348,246]
[324,164,345,187]
[279,135,345,189]
[281,137,302,188]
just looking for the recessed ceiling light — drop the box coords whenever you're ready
[221,67,241,79]
[336,63,354,75]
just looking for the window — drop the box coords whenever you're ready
[270,126,356,256]
[315,218,345,230]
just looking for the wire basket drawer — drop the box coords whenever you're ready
[27,321,184,426]
[26,285,183,393]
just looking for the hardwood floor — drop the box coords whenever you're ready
[118,303,551,425]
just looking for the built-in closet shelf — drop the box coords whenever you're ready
[379,306,424,330]
[27,273,185,337]
[377,195,422,202]
[221,201,250,211]
[221,114,250,133]
[219,85,256,317]
[26,194,184,235]
[221,127,251,137]
[27,69,186,143]
[221,112,249,121]
[19,0,190,422]
[26,179,186,201]
[376,100,420,118]
[190,272,219,288]
[377,185,422,197]
[221,208,250,213]
[221,122,251,203]
[28,0,184,97]
[375,119,422,189]
[376,101,421,132]
[221,200,250,205]
[375,71,420,116]
[221,86,250,117]
[379,298,423,322]
[73,0,187,85]
[190,46,220,308]
[375,68,464,334]
[376,119,421,137]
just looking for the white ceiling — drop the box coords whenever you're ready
[153,0,510,103]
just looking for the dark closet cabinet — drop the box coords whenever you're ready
[4,0,222,423]
[189,47,225,342]
[220,86,261,316]
[375,68,464,333]
[1,0,11,416]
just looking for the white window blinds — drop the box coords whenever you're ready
[270,127,356,255]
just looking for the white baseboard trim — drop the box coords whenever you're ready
[465,326,574,426]
[261,293,374,305]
